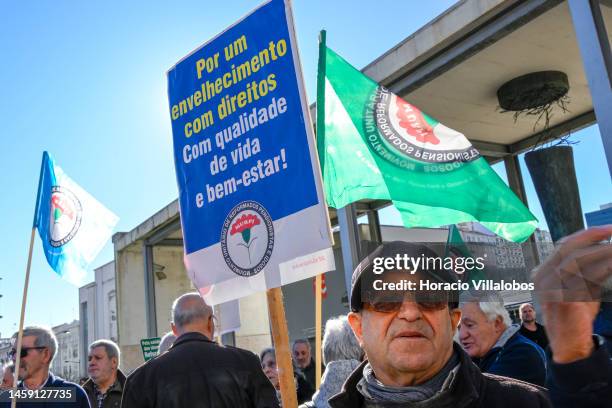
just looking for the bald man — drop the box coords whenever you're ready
[121,293,279,408]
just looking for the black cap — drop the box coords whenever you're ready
[350,241,458,312]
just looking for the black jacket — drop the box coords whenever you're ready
[120,332,279,408]
[328,343,551,408]
[83,369,126,408]
[547,335,612,408]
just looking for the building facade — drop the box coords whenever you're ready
[0,338,12,367]
[586,203,612,227]
[78,261,118,377]
[51,320,80,382]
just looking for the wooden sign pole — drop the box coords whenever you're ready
[267,287,298,408]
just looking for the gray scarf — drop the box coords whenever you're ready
[357,351,460,405]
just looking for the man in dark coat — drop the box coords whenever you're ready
[459,293,547,386]
[121,292,278,408]
[518,303,549,350]
[329,241,551,408]
[82,339,126,408]
[292,339,319,399]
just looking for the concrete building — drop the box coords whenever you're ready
[0,338,12,367]
[78,261,118,377]
[51,320,80,382]
[586,203,612,227]
[533,228,555,260]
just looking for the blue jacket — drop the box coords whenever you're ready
[478,329,547,386]
[0,372,90,407]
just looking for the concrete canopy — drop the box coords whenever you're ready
[361,0,611,159]
[323,0,612,225]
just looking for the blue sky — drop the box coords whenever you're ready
[0,0,610,338]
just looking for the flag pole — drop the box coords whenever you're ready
[11,228,36,408]
[316,29,327,174]
[315,274,322,389]
[11,152,47,408]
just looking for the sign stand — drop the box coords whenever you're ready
[267,287,298,408]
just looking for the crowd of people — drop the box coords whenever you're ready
[0,226,609,407]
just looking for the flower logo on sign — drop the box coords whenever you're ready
[230,214,261,264]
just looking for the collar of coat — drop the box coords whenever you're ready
[328,342,481,408]
[83,369,127,394]
[172,331,214,348]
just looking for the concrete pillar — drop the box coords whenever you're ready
[367,210,383,244]
[569,0,612,179]
[337,205,361,296]
[143,244,157,338]
[504,155,540,267]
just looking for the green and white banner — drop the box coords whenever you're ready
[317,38,537,242]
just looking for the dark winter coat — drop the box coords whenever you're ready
[82,369,126,408]
[546,335,612,408]
[120,332,279,408]
[477,328,547,386]
[328,343,551,408]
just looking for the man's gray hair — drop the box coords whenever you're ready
[159,332,177,354]
[459,291,512,327]
[89,339,120,363]
[322,315,362,365]
[292,338,311,351]
[13,326,57,362]
[171,292,213,329]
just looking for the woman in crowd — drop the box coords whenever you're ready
[300,315,363,408]
[260,347,314,405]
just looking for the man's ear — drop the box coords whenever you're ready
[171,322,179,337]
[494,316,505,333]
[347,312,364,346]
[449,308,461,335]
[208,315,215,338]
[111,356,118,369]
[42,348,52,365]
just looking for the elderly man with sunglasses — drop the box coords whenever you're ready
[329,241,550,408]
[1,326,90,407]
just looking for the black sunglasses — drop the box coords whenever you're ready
[9,346,46,359]
[365,291,450,313]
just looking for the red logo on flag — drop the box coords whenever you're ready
[395,98,439,145]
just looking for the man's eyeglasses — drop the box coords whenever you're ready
[365,292,449,313]
[9,347,46,359]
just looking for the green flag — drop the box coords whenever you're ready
[445,225,472,259]
[445,225,486,283]
[316,35,537,242]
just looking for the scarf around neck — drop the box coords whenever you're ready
[357,350,460,405]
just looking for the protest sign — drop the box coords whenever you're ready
[140,337,161,361]
[167,0,334,305]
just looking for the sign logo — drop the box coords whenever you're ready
[364,87,480,165]
[49,186,82,247]
[221,200,274,277]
